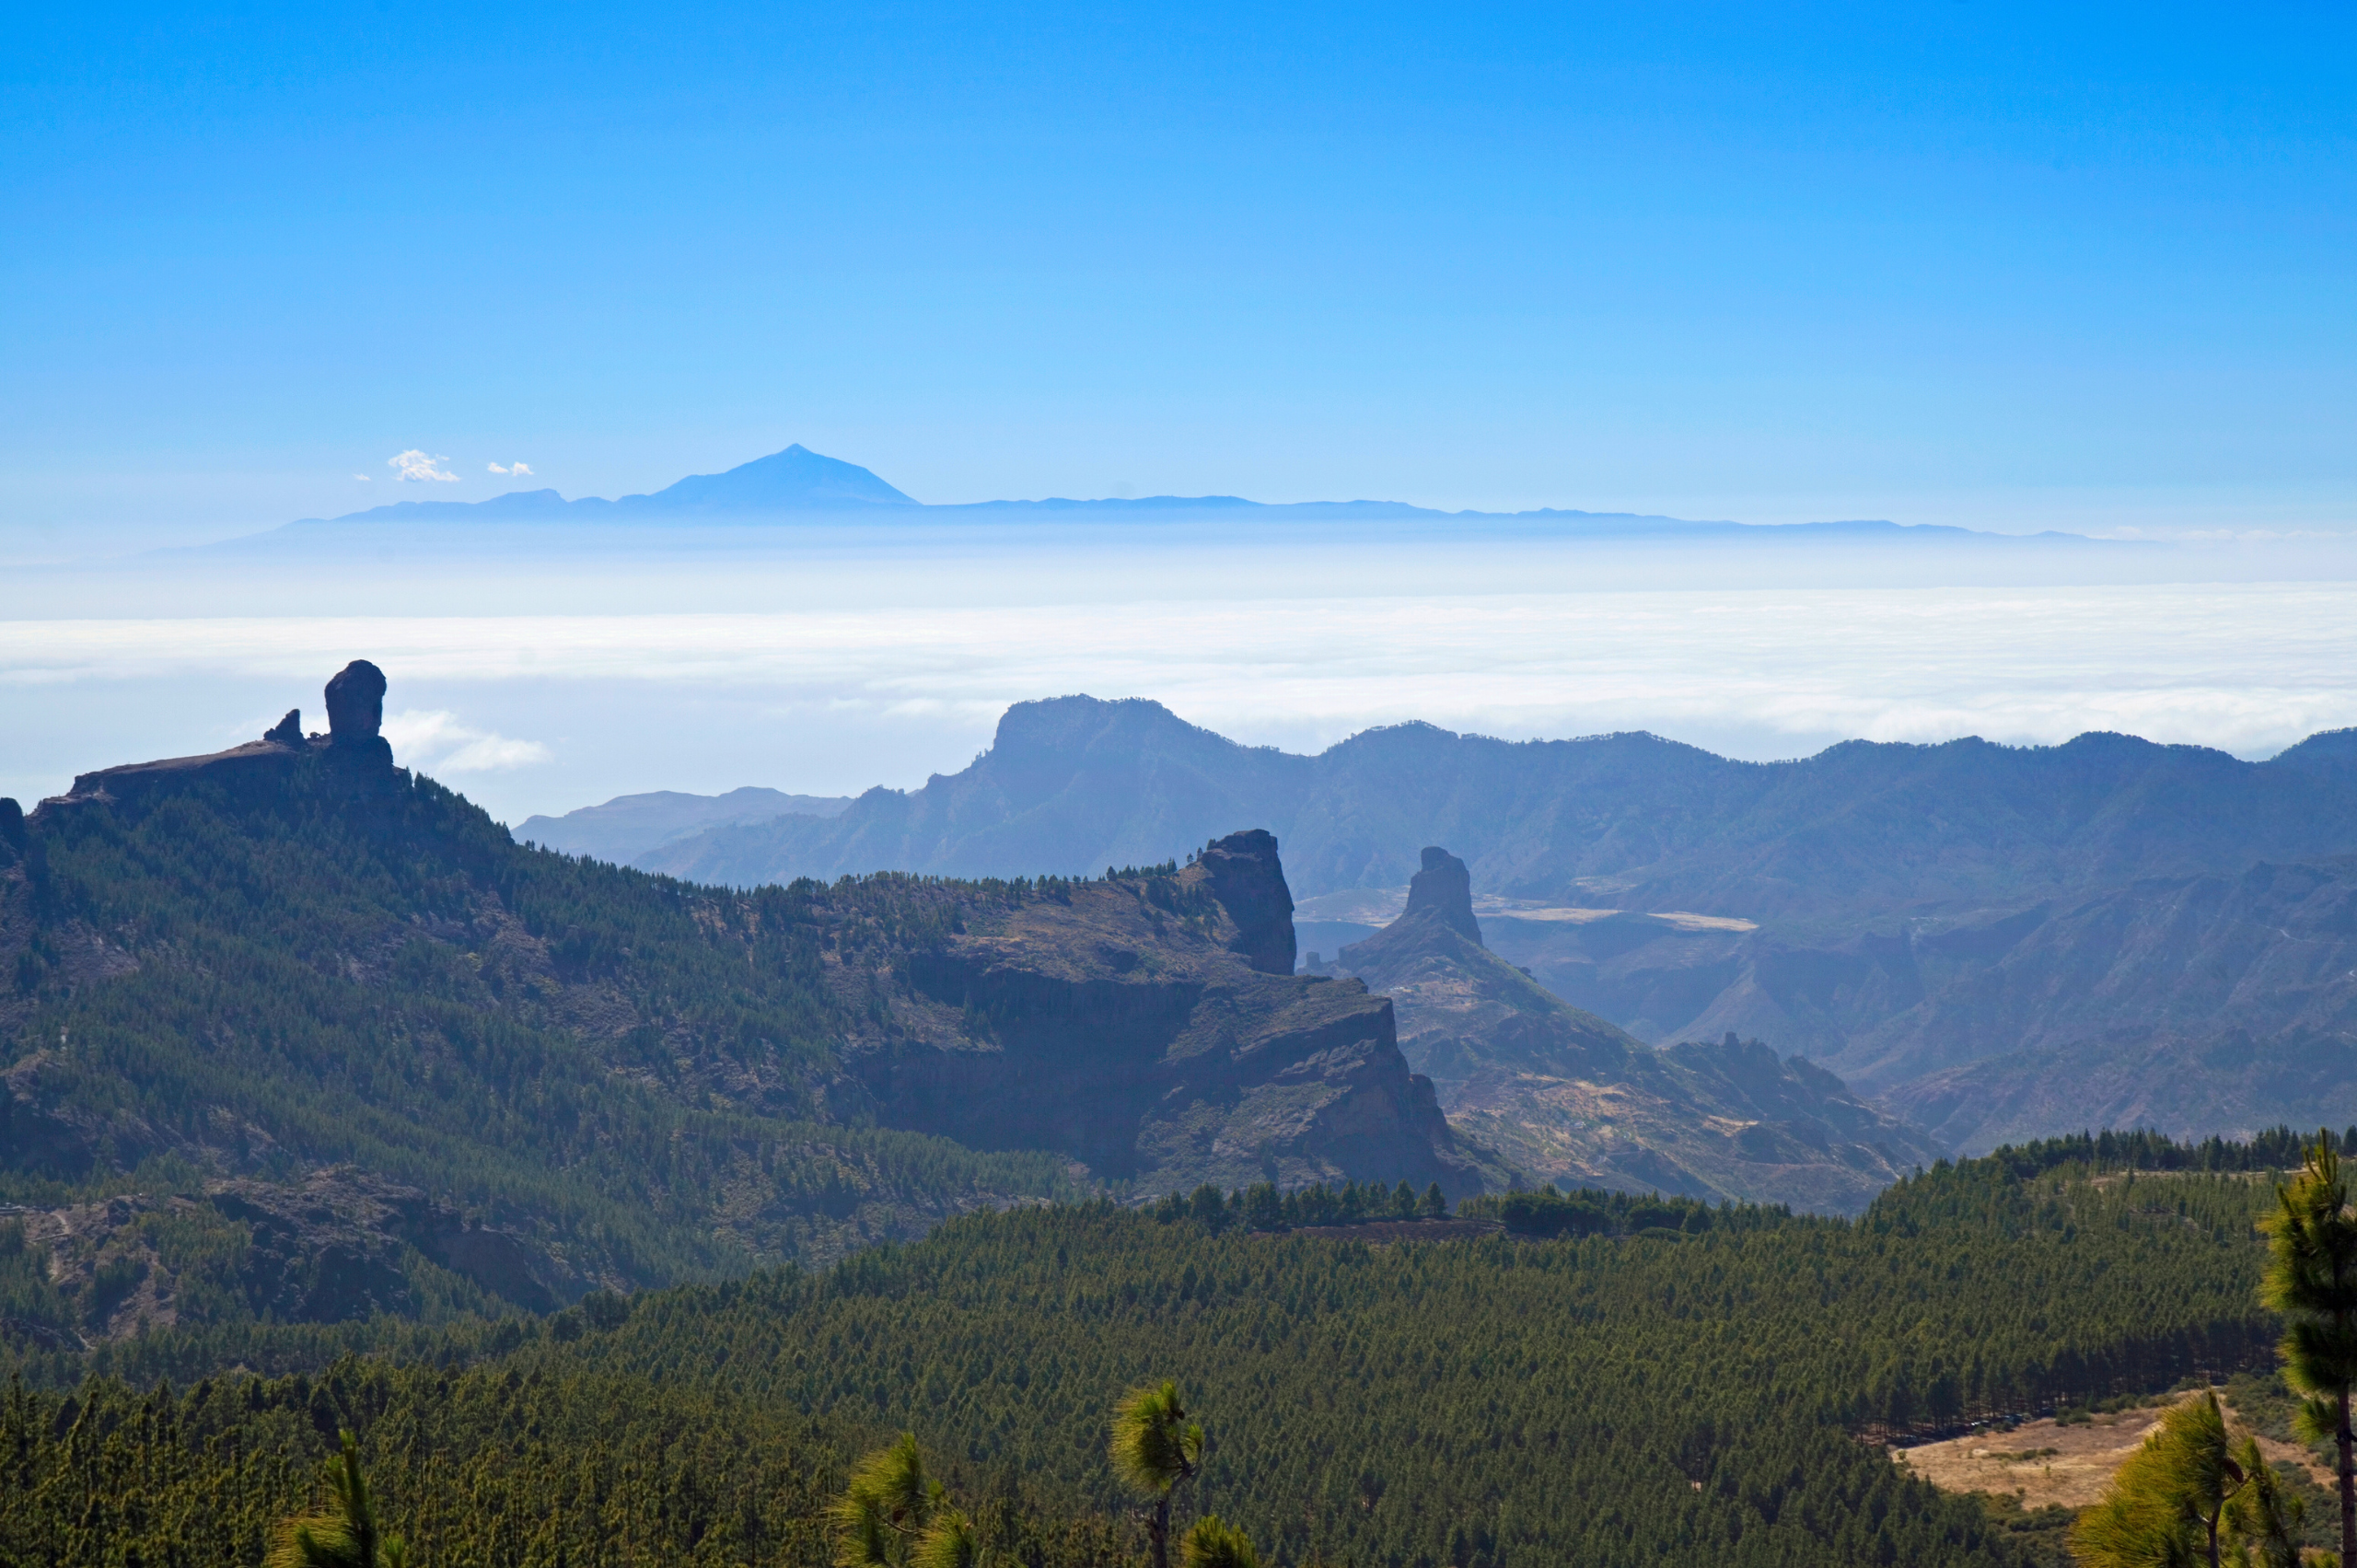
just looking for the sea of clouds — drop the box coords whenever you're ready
[6,560,2356,825]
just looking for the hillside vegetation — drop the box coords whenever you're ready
[0,696,1475,1343]
[1,1138,2301,1567]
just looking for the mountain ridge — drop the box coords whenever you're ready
[213,445,2125,544]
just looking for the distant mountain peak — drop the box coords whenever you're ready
[641,445,916,512]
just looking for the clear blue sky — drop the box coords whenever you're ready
[7,2,2353,545]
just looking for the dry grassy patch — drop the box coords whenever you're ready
[1895,1389,2334,1512]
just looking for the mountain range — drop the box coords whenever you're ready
[517,786,851,864]
[226,444,2119,547]
[607,695,2357,1150]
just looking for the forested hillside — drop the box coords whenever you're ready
[0,668,1478,1343]
[1,1140,2296,1567]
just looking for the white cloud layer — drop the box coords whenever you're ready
[487,461,534,476]
[389,450,459,483]
[7,583,2357,762]
[379,709,553,772]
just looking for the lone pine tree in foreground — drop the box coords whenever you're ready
[1110,1380,1207,1568]
[267,1430,407,1568]
[2069,1389,2300,1568]
[2265,1130,2357,1568]
[831,1433,981,1568]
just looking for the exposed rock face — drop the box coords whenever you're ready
[325,659,387,741]
[1326,845,1943,1213]
[208,1167,583,1315]
[1403,846,1482,942]
[1197,828,1298,975]
[51,662,401,817]
[842,844,1495,1197]
[2,1167,592,1342]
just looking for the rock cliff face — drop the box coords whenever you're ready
[1,1167,595,1344]
[842,831,1492,1197]
[57,658,403,816]
[1322,847,1942,1214]
[1196,827,1299,975]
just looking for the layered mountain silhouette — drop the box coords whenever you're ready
[308,444,917,527]
[517,786,852,865]
[219,444,2125,545]
[1311,848,1940,1212]
[630,695,2357,1144]
[641,695,2357,924]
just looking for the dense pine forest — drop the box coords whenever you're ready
[0,1137,2302,1567]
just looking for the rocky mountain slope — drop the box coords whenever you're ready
[0,665,1485,1351]
[1473,851,2357,1123]
[1884,1025,2357,1156]
[1314,848,1943,1212]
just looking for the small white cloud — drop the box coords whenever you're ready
[380,708,552,773]
[353,473,372,482]
[488,461,534,477]
[488,463,507,474]
[389,449,459,482]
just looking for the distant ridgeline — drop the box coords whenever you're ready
[627,693,2357,1153]
[1969,1125,2357,1178]
[3,1135,2293,1568]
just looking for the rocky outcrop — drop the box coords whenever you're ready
[207,1167,585,1316]
[1402,846,1482,942]
[47,660,402,819]
[1323,846,1943,1213]
[325,658,386,740]
[840,843,1497,1198]
[1,1167,593,1344]
[1197,828,1298,974]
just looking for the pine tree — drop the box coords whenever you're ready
[2224,1437,2309,1568]
[831,1433,980,1568]
[2263,1129,2357,1568]
[1181,1516,1262,1568]
[267,1429,407,1568]
[1109,1380,1205,1568]
[2069,1391,2247,1568]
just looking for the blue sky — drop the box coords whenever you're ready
[8,2,2353,547]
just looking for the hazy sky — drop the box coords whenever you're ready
[10,5,2357,825]
[8,3,2354,547]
